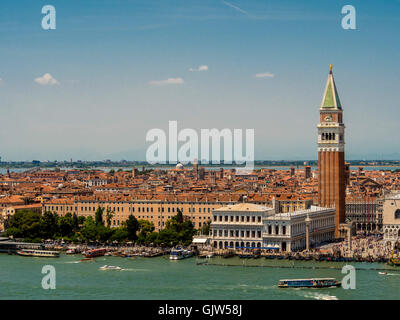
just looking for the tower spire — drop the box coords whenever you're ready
[320,64,342,110]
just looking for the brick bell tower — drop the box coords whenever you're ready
[318,64,346,237]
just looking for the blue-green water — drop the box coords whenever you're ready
[1,254,399,300]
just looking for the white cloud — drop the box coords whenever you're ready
[148,78,184,86]
[34,73,59,86]
[255,72,275,78]
[189,65,209,72]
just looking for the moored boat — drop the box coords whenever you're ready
[84,248,106,258]
[278,278,341,288]
[16,249,60,258]
[170,248,185,260]
[66,247,80,254]
[169,248,193,260]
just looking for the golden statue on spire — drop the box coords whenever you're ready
[330,64,333,71]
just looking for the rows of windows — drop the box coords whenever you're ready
[213,215,262,223]
[46,205,216,214]
[213,229,262,239]
[265,225,287,235]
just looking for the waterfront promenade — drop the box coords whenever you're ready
[28,234,397,264]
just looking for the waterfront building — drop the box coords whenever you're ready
[382,193,400,249]
[317,65,346,237]
[262,205,335,252]
[210,202,335,252]
[211,202,273,250]
[43,195,314,232]
[345,199,383,233]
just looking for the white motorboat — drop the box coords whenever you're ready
[170,248,193,260]
[99,265,122,271]
[170,248,185,260]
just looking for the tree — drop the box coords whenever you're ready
[40,211,59,239]
[199,220,211,236]
[126,215,140,241]
[78,216,86,225]
[96,224,113,243]
[137,219,155,244]
[58,213,74,238]
[105,208,114,227]
[72,213,79,232]
[162,209,196,246]
[94,207,104,226]
[157,228,178,246]
[6,210,41,240]
[179,220,196,246]
[80,216,97,242]
[110,227,129,242]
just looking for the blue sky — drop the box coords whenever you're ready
[0,0,399,161]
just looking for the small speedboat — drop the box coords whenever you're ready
[99,265,122,271]
[378,272,387,275]
[66,247,79,254]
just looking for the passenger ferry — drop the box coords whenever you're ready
[83,248,106,258]
[169,248,193,260]
[16,249,60,258]
[278,278,341,288]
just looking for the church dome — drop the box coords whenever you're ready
[176,163,184,170]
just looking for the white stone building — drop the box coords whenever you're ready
[262,206,335,252]
[211,202,335,252]
[211,203,274,250]
[382,193,400,249]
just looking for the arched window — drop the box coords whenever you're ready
[394,209,400,219]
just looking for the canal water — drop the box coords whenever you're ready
[1,254,399,300]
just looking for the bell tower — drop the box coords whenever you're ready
[318,64,346,237]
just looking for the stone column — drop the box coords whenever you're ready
[347,224,352,251]
[305,215,311,251]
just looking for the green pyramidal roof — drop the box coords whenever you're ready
[321,70,342,109]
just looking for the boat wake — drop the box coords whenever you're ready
[303,292,339,300]
[120,268,151,272]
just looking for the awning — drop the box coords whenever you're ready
[192,238,208,244]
